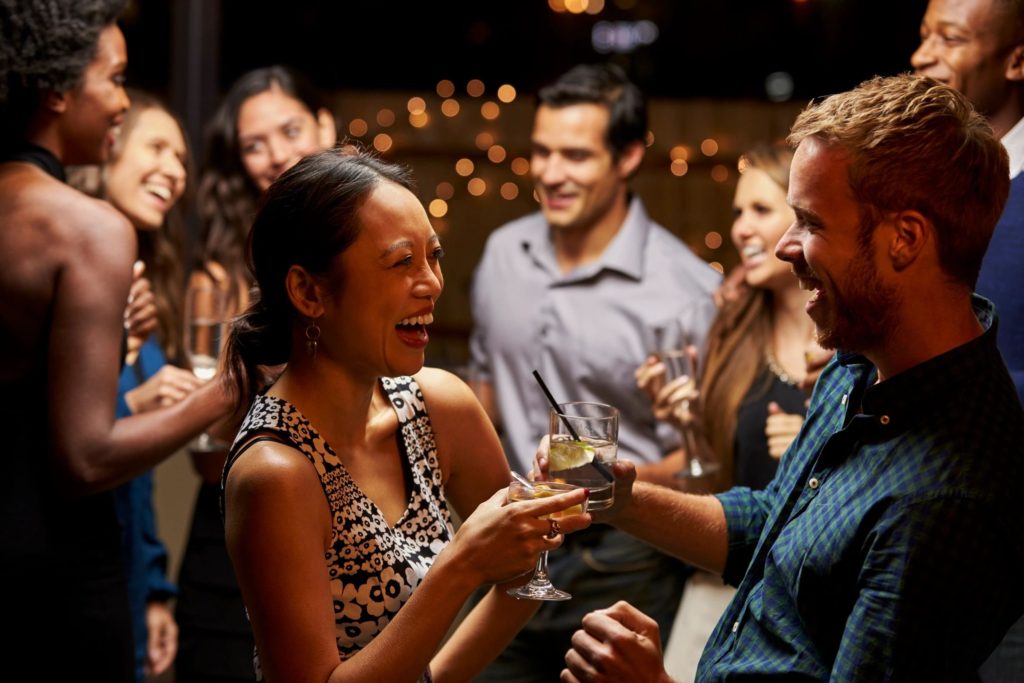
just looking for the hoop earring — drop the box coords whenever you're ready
[305,320,321,359]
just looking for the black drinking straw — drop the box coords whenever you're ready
[532,370,614,483]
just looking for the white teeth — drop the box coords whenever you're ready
[742,245,764,259]
[144,183,172,200]
[398,313,434,326]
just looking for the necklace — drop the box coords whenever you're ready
[765,350,800,388]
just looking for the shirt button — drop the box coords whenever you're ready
[880,415,890,425]
[808,477,820,490]
[731,621,739,633]
[841,394,848,406]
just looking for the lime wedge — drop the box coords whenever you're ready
[549,440,595,471]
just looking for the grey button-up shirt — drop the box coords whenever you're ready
[470,197,719,474]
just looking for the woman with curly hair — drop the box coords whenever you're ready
[0,1,230,677]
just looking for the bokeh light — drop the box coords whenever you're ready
[704,231,723,249]
[670,145,689,161]
[481,101,501,120]
[428,199,448,218]
[497,84,517,103]
[348,118,368,137]
[409,111,429,128]
[701,138,719,156]
[670,159,689,176]
[487,145,507,163]
[376,109,396,127]
[467,177,487,196]
[711,164,730,182]
[407,97,426,115]
[436,181,454,200]
[475,132,495,150]
[467,79,485,97]
[373,133,393,153]
[455,158,475,176]
[500,182,520,200]
[510,157,531,175]
[436,80,455,98]
[441,99,460,117]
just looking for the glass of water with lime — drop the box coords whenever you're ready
[548,402,618,510]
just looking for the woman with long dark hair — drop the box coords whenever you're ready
[222,147,589,682]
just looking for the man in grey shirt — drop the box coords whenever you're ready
[469,62,720,682]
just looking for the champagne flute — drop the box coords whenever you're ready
[184,284,227,451]
[506,477,584,601]
[661,347,722,481]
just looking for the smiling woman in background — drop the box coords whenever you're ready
[70,88,212,682]
[176,65,338,682]
[636,142,824,681]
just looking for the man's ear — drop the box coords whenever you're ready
[888,210,930,272]
[616,141,645,179]
[46,90,68,114]
[285,265,325,318]
[1003,42,1024,82]
[317,108,338,149]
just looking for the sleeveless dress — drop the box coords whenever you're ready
[223,376,452,681]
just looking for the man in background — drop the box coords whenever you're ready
[913,2,1024,679]
[469,62,719,681]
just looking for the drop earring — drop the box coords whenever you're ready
[305,320,321,359]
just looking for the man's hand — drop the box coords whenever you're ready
[561,601,674,683]
[145,601,178,676]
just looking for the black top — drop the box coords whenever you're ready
[733,365,808,490]
[0,142,66,181]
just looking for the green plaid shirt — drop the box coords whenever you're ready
[700,297,1024,681]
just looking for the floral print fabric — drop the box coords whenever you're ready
[226,376,451,679]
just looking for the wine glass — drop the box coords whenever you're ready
[506,477,585,601]
[660,347,722,482]
[184,284,227,451]
[547,402,618,510]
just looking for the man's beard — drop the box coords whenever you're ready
[813,246,901,353]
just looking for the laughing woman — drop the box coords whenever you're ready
[70,89,210,681]
[221,148,590,682]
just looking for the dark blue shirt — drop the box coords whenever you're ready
[700,297,1024,681]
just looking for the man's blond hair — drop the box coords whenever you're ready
[789,73,1009,288]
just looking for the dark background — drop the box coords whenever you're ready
[121,0,927,112]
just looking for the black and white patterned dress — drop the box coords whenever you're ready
[223,376,452,681]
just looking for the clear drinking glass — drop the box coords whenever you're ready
[506,478,585,601]
[184,284,227,451]
[661,347,722,481]
[548,402,618,511]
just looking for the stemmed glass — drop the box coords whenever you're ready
[183,283,227,451]
[506,477,585,602]
[659,347,722,482]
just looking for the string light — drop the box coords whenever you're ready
[373,133,393,153]
[429,199,448,218]
[436,80,455,98]
[441,99,460,117]
[467,177,487,196]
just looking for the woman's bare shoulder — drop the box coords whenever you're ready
[413,367,476,411]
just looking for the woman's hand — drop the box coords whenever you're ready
[124,365,205,415]
[124,260,157,355]
[447,486,591,586]
[765,401,804,460]
[145,601,178,676]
